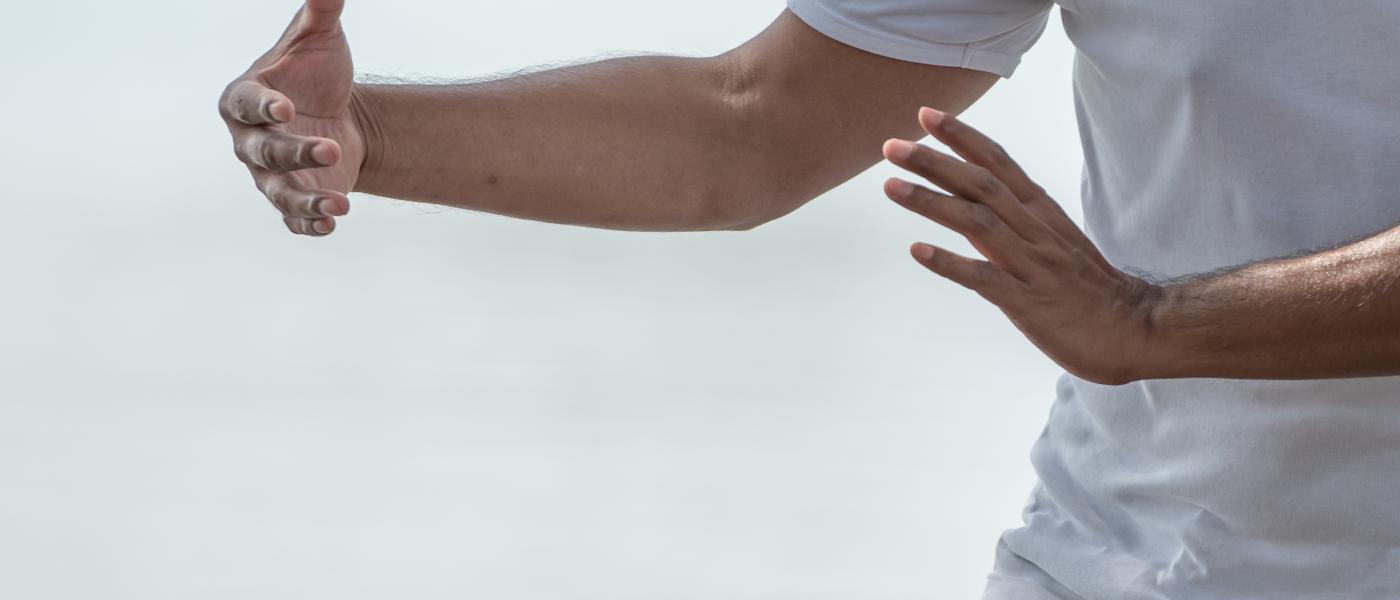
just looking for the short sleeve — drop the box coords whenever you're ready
[787,0,1054,77]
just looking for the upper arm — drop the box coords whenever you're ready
[712,4,1049,220]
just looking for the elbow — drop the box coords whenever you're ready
[685,53,812,231]
[692,104,809,229]
[725,213,776,232]
[724,199,805,231]
[693,187,810,232]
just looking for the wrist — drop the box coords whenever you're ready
[348,83,387,193]
[1134,281,1204,380]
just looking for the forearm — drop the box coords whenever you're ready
[224,7,996,236]
[875,107,1400,384]
[1147,226,1400,379]
[347,13,995,232]
[351,56,779,231]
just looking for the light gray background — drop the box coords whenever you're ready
[0,1,1082,598]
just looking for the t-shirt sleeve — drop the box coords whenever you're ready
[787,0,1055,77]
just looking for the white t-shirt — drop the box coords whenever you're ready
[788,1,1400,598]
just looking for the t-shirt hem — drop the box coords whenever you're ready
[983,574,1078,600]
[786,0,1024,77]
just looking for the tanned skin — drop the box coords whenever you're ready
[217,0,995,235]
[881,109,1400,384]
[221,0,1400,384]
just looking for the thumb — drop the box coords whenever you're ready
[300,0,345,34]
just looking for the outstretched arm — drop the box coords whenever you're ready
[882,108,1400,384]
[220,1,999,235]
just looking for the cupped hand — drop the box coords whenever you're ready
[219,0,363,236]
[882,108,1163,385]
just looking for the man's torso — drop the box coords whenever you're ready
[992,3,1400,599]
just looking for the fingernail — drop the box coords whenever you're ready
[311,197,328,216]
[919,106,945,126]
[912,243,936,261]
[312,219,331,234]
[887,178,914,197]
[884,139,916,160]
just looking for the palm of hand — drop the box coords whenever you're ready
[259,28,362,194]
[220,0,362,236]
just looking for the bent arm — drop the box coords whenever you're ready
[1145,226,1400,380]
[874,108,1400,385]
[352,10,997,231]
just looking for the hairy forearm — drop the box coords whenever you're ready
[224,8,993,236]
[350,56,782,231]
[344,12,995,232]
[1146,226,1400,379]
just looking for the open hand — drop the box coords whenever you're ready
[882,108,1162,385]
[219,0,361,236]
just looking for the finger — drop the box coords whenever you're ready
[885,178,1033,276]
[267,0,344,57]
[284,216,337,237]
[220,80,294,125]
[883,139,1048,244]
[259,176,350,218]
[300,0,346,34]
[919,108,1110,266]
[919,108,1042,202]
[910,242,1024,306]
[235,129,340,172]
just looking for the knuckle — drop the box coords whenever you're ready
[1025,242,1051,265]
[269,192,291,213]
[988,143,1016,168]
[295,140,318,167]
[925,248,948,268]
[911,146,939,172]
[218,83,237,120]
[234,138,258,166]
[268,196,290,215]
[1070,250,1102,277]
[252,97,271,123]
[255,139,280,170]
[263,179,291,210]
[1035,245,1070,270]
[973,263,998,286]
[964,203,998,232]
[292,194,318,216]
[230,96,251,123]
[973,169,1003,196]
[223,81,263,123]
[941,116,963,134]
[909,186,938,211]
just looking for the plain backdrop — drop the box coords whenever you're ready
[0,1,1083,599]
